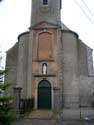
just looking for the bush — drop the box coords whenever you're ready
[0,70,16,125]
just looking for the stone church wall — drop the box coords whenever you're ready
[78,40,94,107]
[61,30,79,108]
[86,46,94,76]
[80,76,94,107]
[5,42,18,95]
[78,40,88,76]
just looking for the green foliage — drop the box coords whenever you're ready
[0,69,16,125]
[0,104,16,125]
[0,96,13,103]
[0,68,8,75]
[0,83,11,91]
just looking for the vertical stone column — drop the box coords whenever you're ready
[17,32,29,99]
[56,28,63,111]
[27,30,33,98]
[13,87,22,118]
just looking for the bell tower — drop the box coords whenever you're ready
[31,0,62,26]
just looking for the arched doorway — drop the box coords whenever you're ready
[38,80,51,109]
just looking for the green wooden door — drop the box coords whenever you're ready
[38,80,51,109]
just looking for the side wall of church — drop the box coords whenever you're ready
[86,46,94,76]
[79,76,94,107]
[78,40,94,107]
[5,43,18,95]
[78,40,88,76]
[61,30,79,108]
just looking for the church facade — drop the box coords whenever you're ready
[5,0,94,119]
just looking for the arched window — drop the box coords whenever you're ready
[43,0,48,5]
[42,63,47,75]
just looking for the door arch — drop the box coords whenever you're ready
[38,80,51,109]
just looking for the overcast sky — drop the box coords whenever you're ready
[0,0,94,65]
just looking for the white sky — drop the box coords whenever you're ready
[0,0,94,65]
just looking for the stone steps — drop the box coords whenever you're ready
[24,110,53,119]
[23,110,60,120]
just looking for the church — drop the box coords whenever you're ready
[5,0,94,119]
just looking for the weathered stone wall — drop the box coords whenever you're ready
[80,76,94,107]
[78,40,88,76]
[5,42,18,94]
[86,46,94,76]
[78,40,94,107]
[61,30,79,108]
